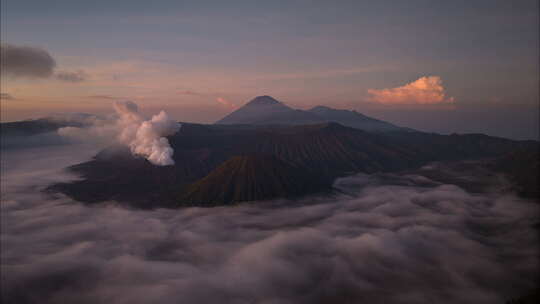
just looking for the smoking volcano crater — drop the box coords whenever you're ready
[46,98,538,208]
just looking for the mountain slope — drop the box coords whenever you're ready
[216,95,323,125]
[181,154,330,205]
[308,106,406,132]
[216,95,408,132]
[1,118,83,136]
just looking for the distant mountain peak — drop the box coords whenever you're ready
[215,96,408,132]
[246,95,282,106]
[216,95,311,125]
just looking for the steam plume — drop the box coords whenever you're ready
[113,101,180,166]
[58,101,180,166]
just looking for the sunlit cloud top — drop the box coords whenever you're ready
[368,76,454,105]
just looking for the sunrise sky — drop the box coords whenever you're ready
[1,0,538,139]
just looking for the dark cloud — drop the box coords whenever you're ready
[1,43,88,82]
[55,70,87,82]
[1,143,538,304]
[0,92,16,100]
[0,43,56,78]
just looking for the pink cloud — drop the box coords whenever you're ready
[216,97,236,108]
[367,76,454,105]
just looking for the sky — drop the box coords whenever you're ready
[1,0,538,139]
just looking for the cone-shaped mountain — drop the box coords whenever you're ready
[216,95,405,132]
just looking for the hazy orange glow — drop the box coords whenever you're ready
[216,97,236,109]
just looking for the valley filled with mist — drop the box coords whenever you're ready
[1,98,539,303]
[2,2,539,303]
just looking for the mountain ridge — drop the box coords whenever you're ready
[47,121,537,207]
[215,95,315,125]
[215,95,407,132]
[307,105,404,132]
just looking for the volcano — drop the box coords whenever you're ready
[46,116,537,207]
[215,95,409,132]
[215,95,324,125]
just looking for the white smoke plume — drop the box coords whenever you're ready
[58,101,180,166]
[113,101,180,166]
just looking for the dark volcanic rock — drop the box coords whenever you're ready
[181,154,330,206]
[490,146,539,199]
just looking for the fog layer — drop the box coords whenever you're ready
[1,143,538,304]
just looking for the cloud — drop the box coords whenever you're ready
[1,43,88,82]
[216,97,236,108]
[113,101,181,166]
[1,113,112,149]
[0,132,73,149]
[55,70,87,82]
[1,142,538,304]
[0,43,56,78]
[58,101,181,166]
[368,76,454,105]
[0,93,16,100]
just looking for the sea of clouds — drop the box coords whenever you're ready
[1,137,538,304]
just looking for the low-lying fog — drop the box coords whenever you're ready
[1,135,538,304]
